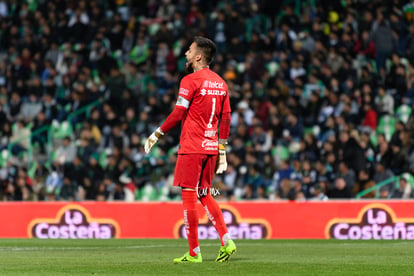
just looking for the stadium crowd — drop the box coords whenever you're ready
[1,0,414,201]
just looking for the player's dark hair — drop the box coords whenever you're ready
[193,36,216,65]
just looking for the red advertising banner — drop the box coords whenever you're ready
[1,200,414,240]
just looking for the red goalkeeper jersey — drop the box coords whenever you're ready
[175,68,231,154]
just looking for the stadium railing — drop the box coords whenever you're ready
[355,176,399,199]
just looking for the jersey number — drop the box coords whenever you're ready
[207,98,216,128]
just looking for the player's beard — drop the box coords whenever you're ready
[185,61,194,74]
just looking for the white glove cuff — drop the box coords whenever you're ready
[156,127,164,136]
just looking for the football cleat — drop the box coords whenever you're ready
[173,252,202,264]
[215,239,236,263]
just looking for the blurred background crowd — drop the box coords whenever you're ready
[1,0,414,202]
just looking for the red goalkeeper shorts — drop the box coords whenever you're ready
[173,154,217,191]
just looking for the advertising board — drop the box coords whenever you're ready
[0,201,413,240]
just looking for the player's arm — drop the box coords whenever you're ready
[218,111,231,145]
[216,111,230,174]
[216,94,231,174]
[144,100,188,154]
[160,97,188,133]
[144,77,193,154]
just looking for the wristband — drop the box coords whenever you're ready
[155,127,165,138]
[218,138,228,145]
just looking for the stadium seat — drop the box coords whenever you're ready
[370,131,378,147]
[99,150,108,168]
[50,120,74,147]
[272,145,290,161]
[396,104,412,124]
[134,188,142,201]
[157,185,170,201]
[376,115,397,141]
[266,61,279,77]
[27,161,38,179]
[0,149,10,167]
[141,184,158,201]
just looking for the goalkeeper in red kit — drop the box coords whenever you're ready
[144,36,236,263]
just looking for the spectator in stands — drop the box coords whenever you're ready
[375,86,394,116]
[309,184,328,201]
[45,165,63,200]
[389,139,409,175]
[329,177,352,199]
[354,169,376,198]
[31,111,49,155]
[10,119,31,156]
[391,176,414,199]
[55,137,77,165]
[59,176,77,201]
[373,161,395,190]
[339,131,366,175]
[371,10,396,71]
[337,161,356,194]
[379,186,391,199]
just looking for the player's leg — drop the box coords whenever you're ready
[199,192,236,262]
[198,154,236,262]
[173,154,204,263]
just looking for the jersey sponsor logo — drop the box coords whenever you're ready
[179,87,189,96]
[201,139,218,150]
[200,88,226,96]
[202,80,224,89]
[28,204,120,239]
[326,203,414,240]
[204,130,216,137]
[174,205,271,240]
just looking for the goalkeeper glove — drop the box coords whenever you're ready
[216,144,228,174]
[144,127,164,154]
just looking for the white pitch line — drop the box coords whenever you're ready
[0,241,265,252]
[0,245,166,251]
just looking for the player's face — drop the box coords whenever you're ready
[185,42,200,72]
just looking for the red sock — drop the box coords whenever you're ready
[200,193,228,246]
[182,190,199,256]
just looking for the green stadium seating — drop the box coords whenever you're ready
[376,115,397,141]
[396,104,412,124]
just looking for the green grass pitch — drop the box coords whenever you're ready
[0,239,413,275]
